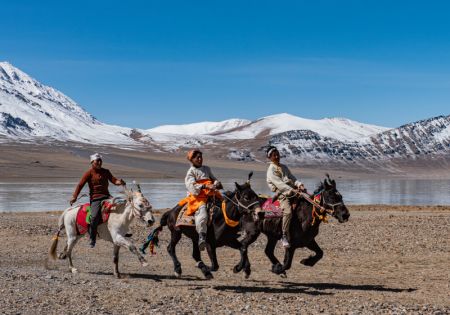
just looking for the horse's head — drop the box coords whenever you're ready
[131,191,155,226]
[316,175,350,223]
[234,172,262,221]
[125,183,155,227]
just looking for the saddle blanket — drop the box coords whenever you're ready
[262,198,283,218]
[175,204,216,228]
[75,200,115,235]
[175,205,195,227]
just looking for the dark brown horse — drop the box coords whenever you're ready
[258,175,350,276]
[155,174,262,279]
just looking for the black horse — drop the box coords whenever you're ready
[257,175,350,276]
[156,173,262,279]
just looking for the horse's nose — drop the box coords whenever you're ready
[343,212,350,221]
[147,218,154,226]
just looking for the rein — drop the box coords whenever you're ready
[297,191,343,226]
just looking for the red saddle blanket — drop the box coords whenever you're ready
[75,201,114,235]
[262,198,283,218]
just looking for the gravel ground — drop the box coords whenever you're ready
[0,205,449,314]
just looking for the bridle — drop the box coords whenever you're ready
[222,192,260,215]
[123,186,152,220]
[296,190,344,225]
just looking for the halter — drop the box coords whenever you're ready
[221,192,260,214]
[123,187,151,220]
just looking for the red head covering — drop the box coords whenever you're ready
[187,149,202,161]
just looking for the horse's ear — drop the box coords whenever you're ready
[323,180,331,189]
[247,171,253,182]
[133,180,142,193]
[326,173,336,188]
[235,182,242,191]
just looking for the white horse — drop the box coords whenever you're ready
[48,185,155,278]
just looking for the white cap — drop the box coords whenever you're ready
[90,153,102,163]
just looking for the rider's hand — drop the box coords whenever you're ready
[214,181,223,190]
[117,179,126,186]
[205,184,216,190]
[69,197,77,206]
[297,184,305,192]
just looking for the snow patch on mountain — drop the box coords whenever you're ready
[147,118,251,135]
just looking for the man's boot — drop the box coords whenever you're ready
[88,221,98,248]
[198,232,207,251]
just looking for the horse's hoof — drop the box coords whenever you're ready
[244,272,250,279]
[141,261,149,267]
[204,273,214,280]
[71,268,78,274]
[58,253,67,260]
[210,266,219,272]
[174,272,182,278]
[114,273,121,279]
[233,265,241,274]
[280,272,287,279]
[271,263,283,274]
[301,258,314,267]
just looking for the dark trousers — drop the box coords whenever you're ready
[89,196,109,244]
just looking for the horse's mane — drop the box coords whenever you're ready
[313,182,325,195]
[224,190,235,198]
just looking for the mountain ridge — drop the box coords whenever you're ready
[1,61,449,172]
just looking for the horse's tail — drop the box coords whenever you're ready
[49,207,69,260]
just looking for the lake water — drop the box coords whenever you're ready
[1,177,450,212]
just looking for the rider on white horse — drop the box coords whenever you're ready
[70,153,125,248]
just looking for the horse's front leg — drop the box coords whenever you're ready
[192,236,213,280]
[206,227,219,271]
[276,247,295,275]
[206,243,219,272]
[113,244,121,278]
[301,239,323,267]
[239,230,260,279]
[114,234,148,267]
[265,236,284,275]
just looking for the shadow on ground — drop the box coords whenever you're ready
[213,281,416,295]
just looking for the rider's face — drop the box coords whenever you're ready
[92,159,102,169]
[192,154,203,167]
[269,150,280,164]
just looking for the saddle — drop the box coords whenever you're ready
[75,199,117,235]
[262,198,283,218]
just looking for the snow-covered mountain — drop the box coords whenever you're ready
[0,61,135,145]
[213,113,388,141]
[267,115,450,165]
[147,114,388,141]
[1,61,449,170]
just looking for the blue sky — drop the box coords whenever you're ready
[2,0,450,128]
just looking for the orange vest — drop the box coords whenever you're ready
[178,179,222,216]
